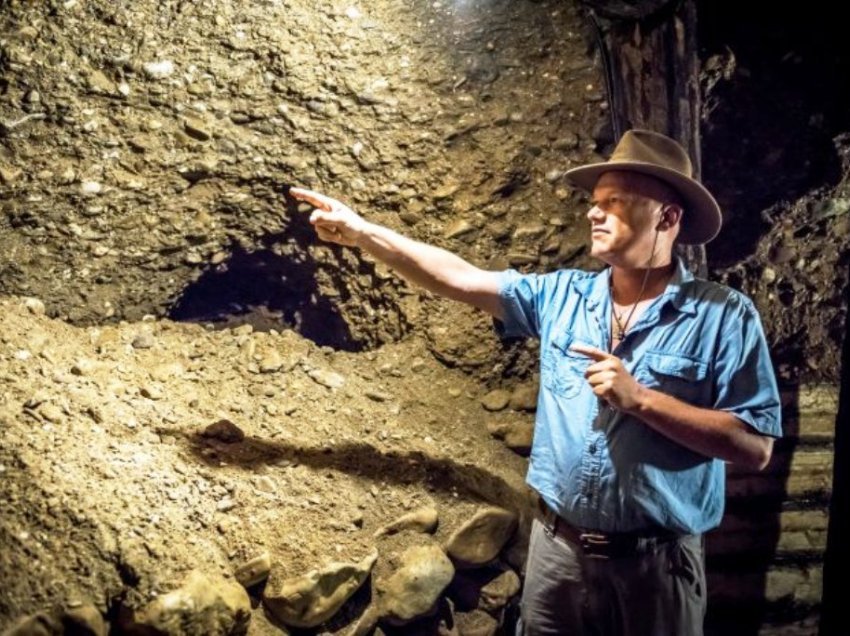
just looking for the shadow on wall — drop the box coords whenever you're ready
[819,288,850,636]
[704,426,789,634]
[706,384,834,635]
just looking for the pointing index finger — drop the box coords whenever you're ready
[567,343,611,361]
[289,187,334,212]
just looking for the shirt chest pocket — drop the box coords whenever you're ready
[634,351,709,403]
[541,332,591,399]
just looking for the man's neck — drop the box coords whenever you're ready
[610,260,676,306]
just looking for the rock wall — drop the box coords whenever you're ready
[700,1,850,385]
[0,0,603,355]
[0,0,846,635]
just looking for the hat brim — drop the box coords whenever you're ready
[564,161,722,245]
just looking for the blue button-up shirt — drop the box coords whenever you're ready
[496,258,782,535]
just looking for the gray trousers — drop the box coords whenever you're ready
[519,517,706,636]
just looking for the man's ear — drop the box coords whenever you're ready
[656,203,683,231]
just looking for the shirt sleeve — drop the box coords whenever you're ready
[713,296,783,438]
[494,269,574,340]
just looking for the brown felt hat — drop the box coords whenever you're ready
[565,129,722,245]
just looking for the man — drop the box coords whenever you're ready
[290,129,781,635]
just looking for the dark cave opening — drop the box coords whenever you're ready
[168,243,364,351]
[166,185,411,352]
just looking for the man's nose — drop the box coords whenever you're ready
[587,205,604,222]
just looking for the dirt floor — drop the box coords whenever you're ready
[0,295,536,633]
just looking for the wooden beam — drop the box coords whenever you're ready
[582,0,707,276]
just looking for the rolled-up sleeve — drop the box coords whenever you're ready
[494,269,575,340]
[713,297,782,437]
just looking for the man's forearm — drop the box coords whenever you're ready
[630,386,773,470]
[288,187,505,317]
[355,222,503,317]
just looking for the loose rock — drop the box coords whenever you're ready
[234,551,272,588]
[508,384,538,411]
[352,543,455,635]
[504,421,534,456]
[201,419,245,443]
[445,507,518,568]
[374,506,439,538]
[263,549,378,628]
[62,603,108,636]
[128,570,251,635]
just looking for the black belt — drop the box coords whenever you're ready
[537,497,681,559]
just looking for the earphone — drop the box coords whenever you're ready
[655,207,669,231]
[655,204,679,231]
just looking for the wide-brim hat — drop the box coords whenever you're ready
[564,129,722,245]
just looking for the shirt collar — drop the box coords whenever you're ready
[576,257,698,315]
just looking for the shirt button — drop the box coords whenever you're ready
[589,443,597,454]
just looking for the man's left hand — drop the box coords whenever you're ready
[569,343,644,412]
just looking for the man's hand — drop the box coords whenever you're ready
[290,186,503,318]
[570,344,774,469]
[569,343,643,412]
[289,187,369,247]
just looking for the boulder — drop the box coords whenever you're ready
[130,570,251,635]
[263,549,377,628]
[445,507,518,568]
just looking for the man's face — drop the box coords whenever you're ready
[587,171,666,268]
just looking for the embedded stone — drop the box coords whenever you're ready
[378,544,455,625]
[507,253,539,266]
[480,390,510,412]
[259,350,284,373]
[37,403,63,423]
[130,570,251,635]
[143,60,175,79]
[131,333,155,349]
[184,118,211,142]
[23,298,46,315]
[445,507,518,567]
[149,362,184,382]
[263,549,377,628]
[307,368,345,389]
[444,220,475,239]
[201,419,245,443]
[512,223,547,239]
[374,506,439,538]
[234,551,271,588]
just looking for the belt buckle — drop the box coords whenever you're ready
[580,532,613,559]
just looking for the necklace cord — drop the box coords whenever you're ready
[610,228,661,343]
